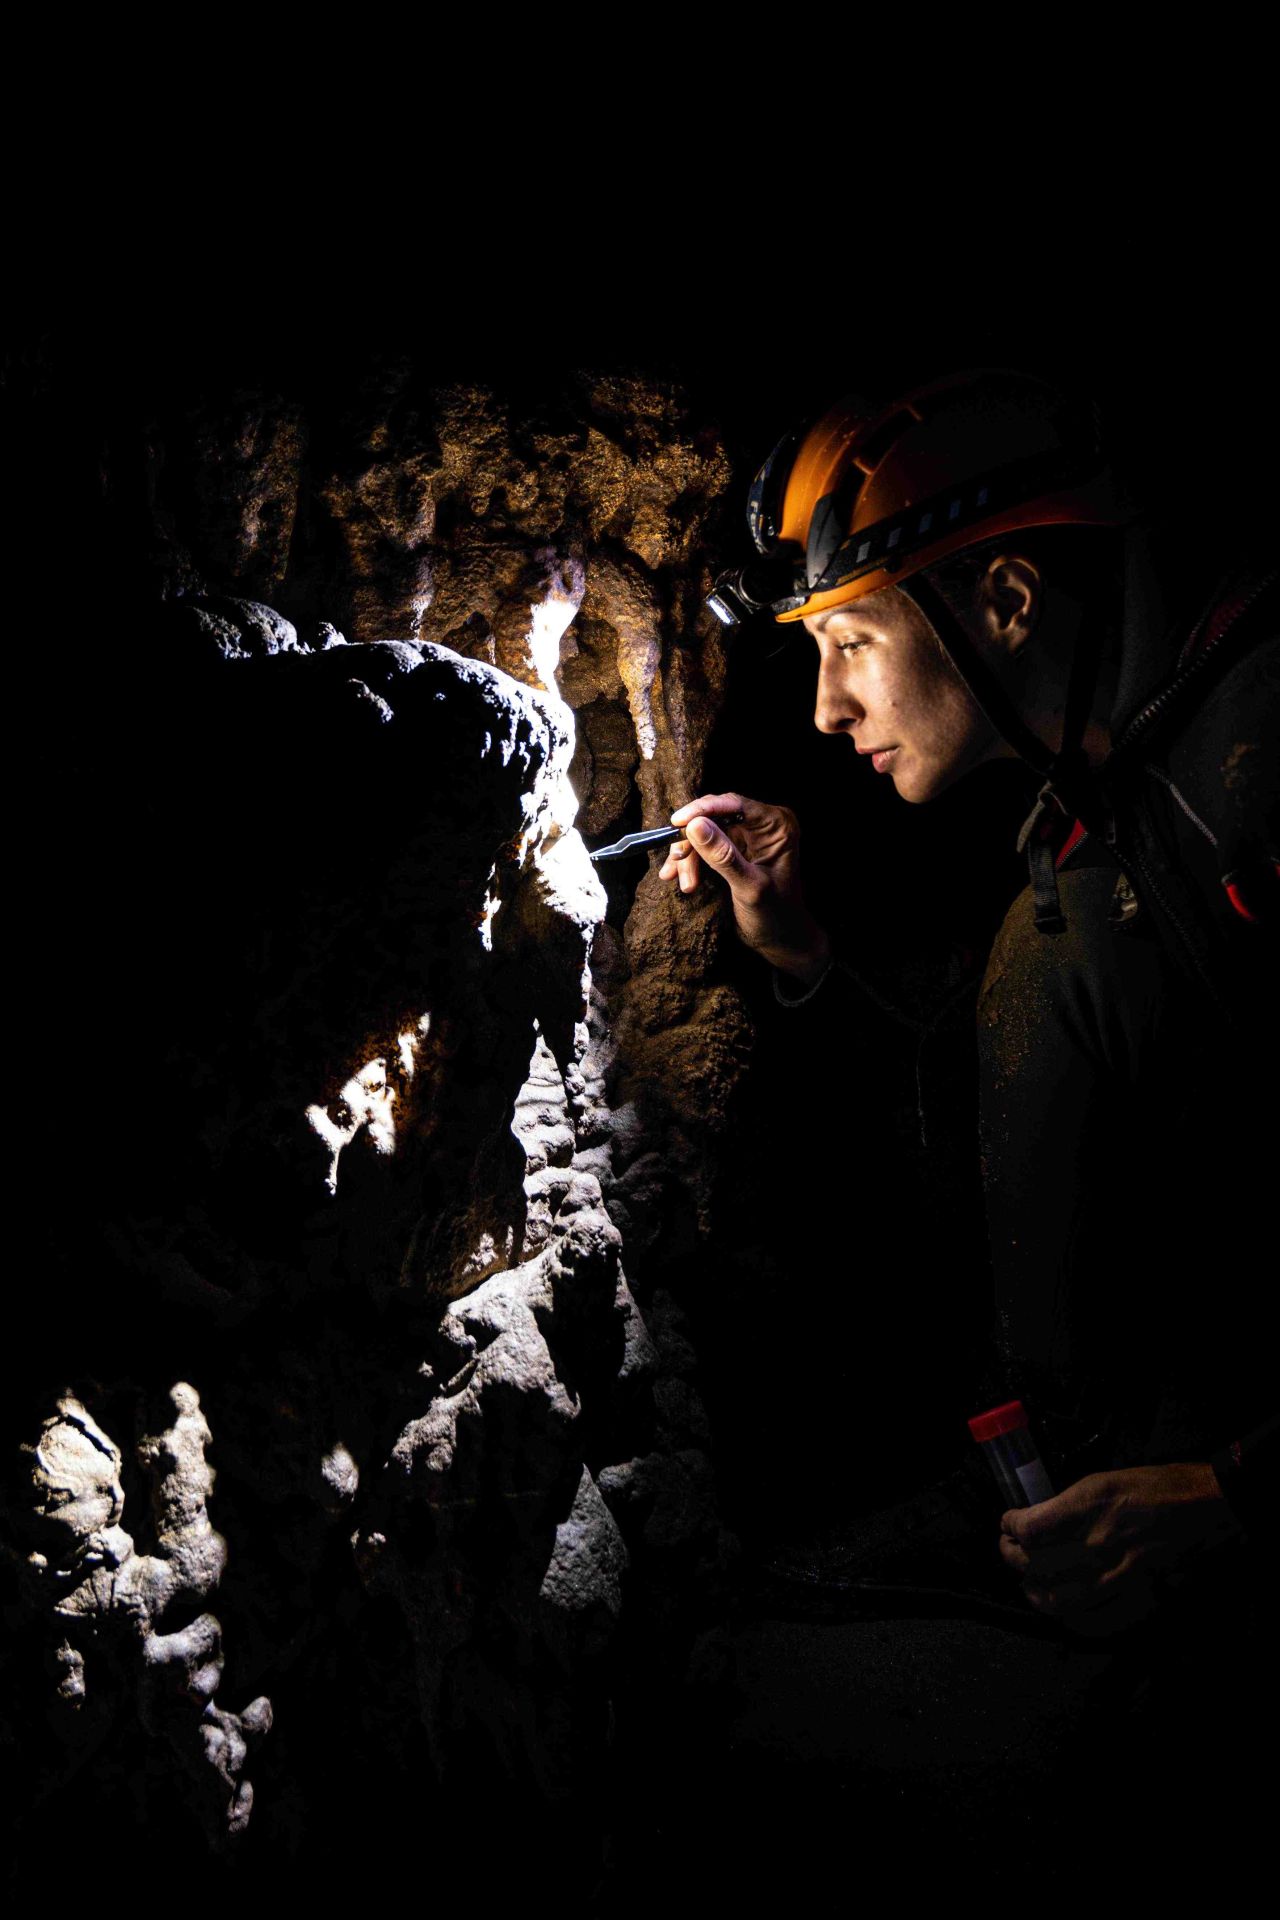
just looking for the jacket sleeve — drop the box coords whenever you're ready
[1210,1414,1280,1537]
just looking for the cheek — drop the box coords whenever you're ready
[931,684,978,752]
[911,656,980,750]
[870,661,926,741]
[865,659,902,718]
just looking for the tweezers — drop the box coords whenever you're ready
[589,813,744,862]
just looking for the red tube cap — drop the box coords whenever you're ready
[968,1400,1030,1443]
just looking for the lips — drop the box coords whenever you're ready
[861,746,899,772]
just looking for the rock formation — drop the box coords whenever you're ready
[6,362,750,1876]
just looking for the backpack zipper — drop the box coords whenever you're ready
[1142,764,1219,847]
[1112,566,1277,758]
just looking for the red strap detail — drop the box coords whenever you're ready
[1055,818,1088,870]
[1178,563,1276,670]
[1231,1438,1243,1470]
[1226,880,1260,923]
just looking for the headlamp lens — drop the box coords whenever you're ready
[704,555,803,629]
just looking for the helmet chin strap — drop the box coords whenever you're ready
[897,570,1109,935]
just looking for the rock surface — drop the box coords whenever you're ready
[8,364,748,1872]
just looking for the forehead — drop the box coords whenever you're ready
[801,582,911,639]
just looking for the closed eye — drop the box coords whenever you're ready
[836,639,868,654]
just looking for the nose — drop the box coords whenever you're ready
[813,651,863,736]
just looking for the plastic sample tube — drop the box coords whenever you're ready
[968,1400,1055,1508]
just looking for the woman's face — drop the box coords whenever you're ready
[804,583,1007,802]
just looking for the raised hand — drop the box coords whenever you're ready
[659,791,832,988]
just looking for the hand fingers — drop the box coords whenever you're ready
[1000,1478,1108,1549]
[682,815,759,895]
[658,841,701,891]
[1001,1536,1112,1581]
[998,1535,1032,1577]
[1000,1495,1078,1548]
[1017,1540,1147,1616]
[671,792,770,829]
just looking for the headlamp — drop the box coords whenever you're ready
[705,555,802,628]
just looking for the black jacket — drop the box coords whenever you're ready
[773,534,1279,1529]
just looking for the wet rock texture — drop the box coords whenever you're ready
[5,364,751,1869]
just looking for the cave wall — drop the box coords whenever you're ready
[5,358,755,1875]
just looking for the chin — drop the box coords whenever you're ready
[893,764,936,804]
[895,756,970,805]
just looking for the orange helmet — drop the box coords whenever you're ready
[706,368,1131,630]
[705,368,1139,940]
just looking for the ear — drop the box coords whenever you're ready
[977,553,1042,660]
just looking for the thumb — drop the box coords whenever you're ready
[1001,1491,1068,1544]
[686,815,753,888]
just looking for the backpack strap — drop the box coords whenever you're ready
[1102,563,1279,1013]
[902,570,1111,936]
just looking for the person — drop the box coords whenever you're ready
[660,369,1278,1639]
